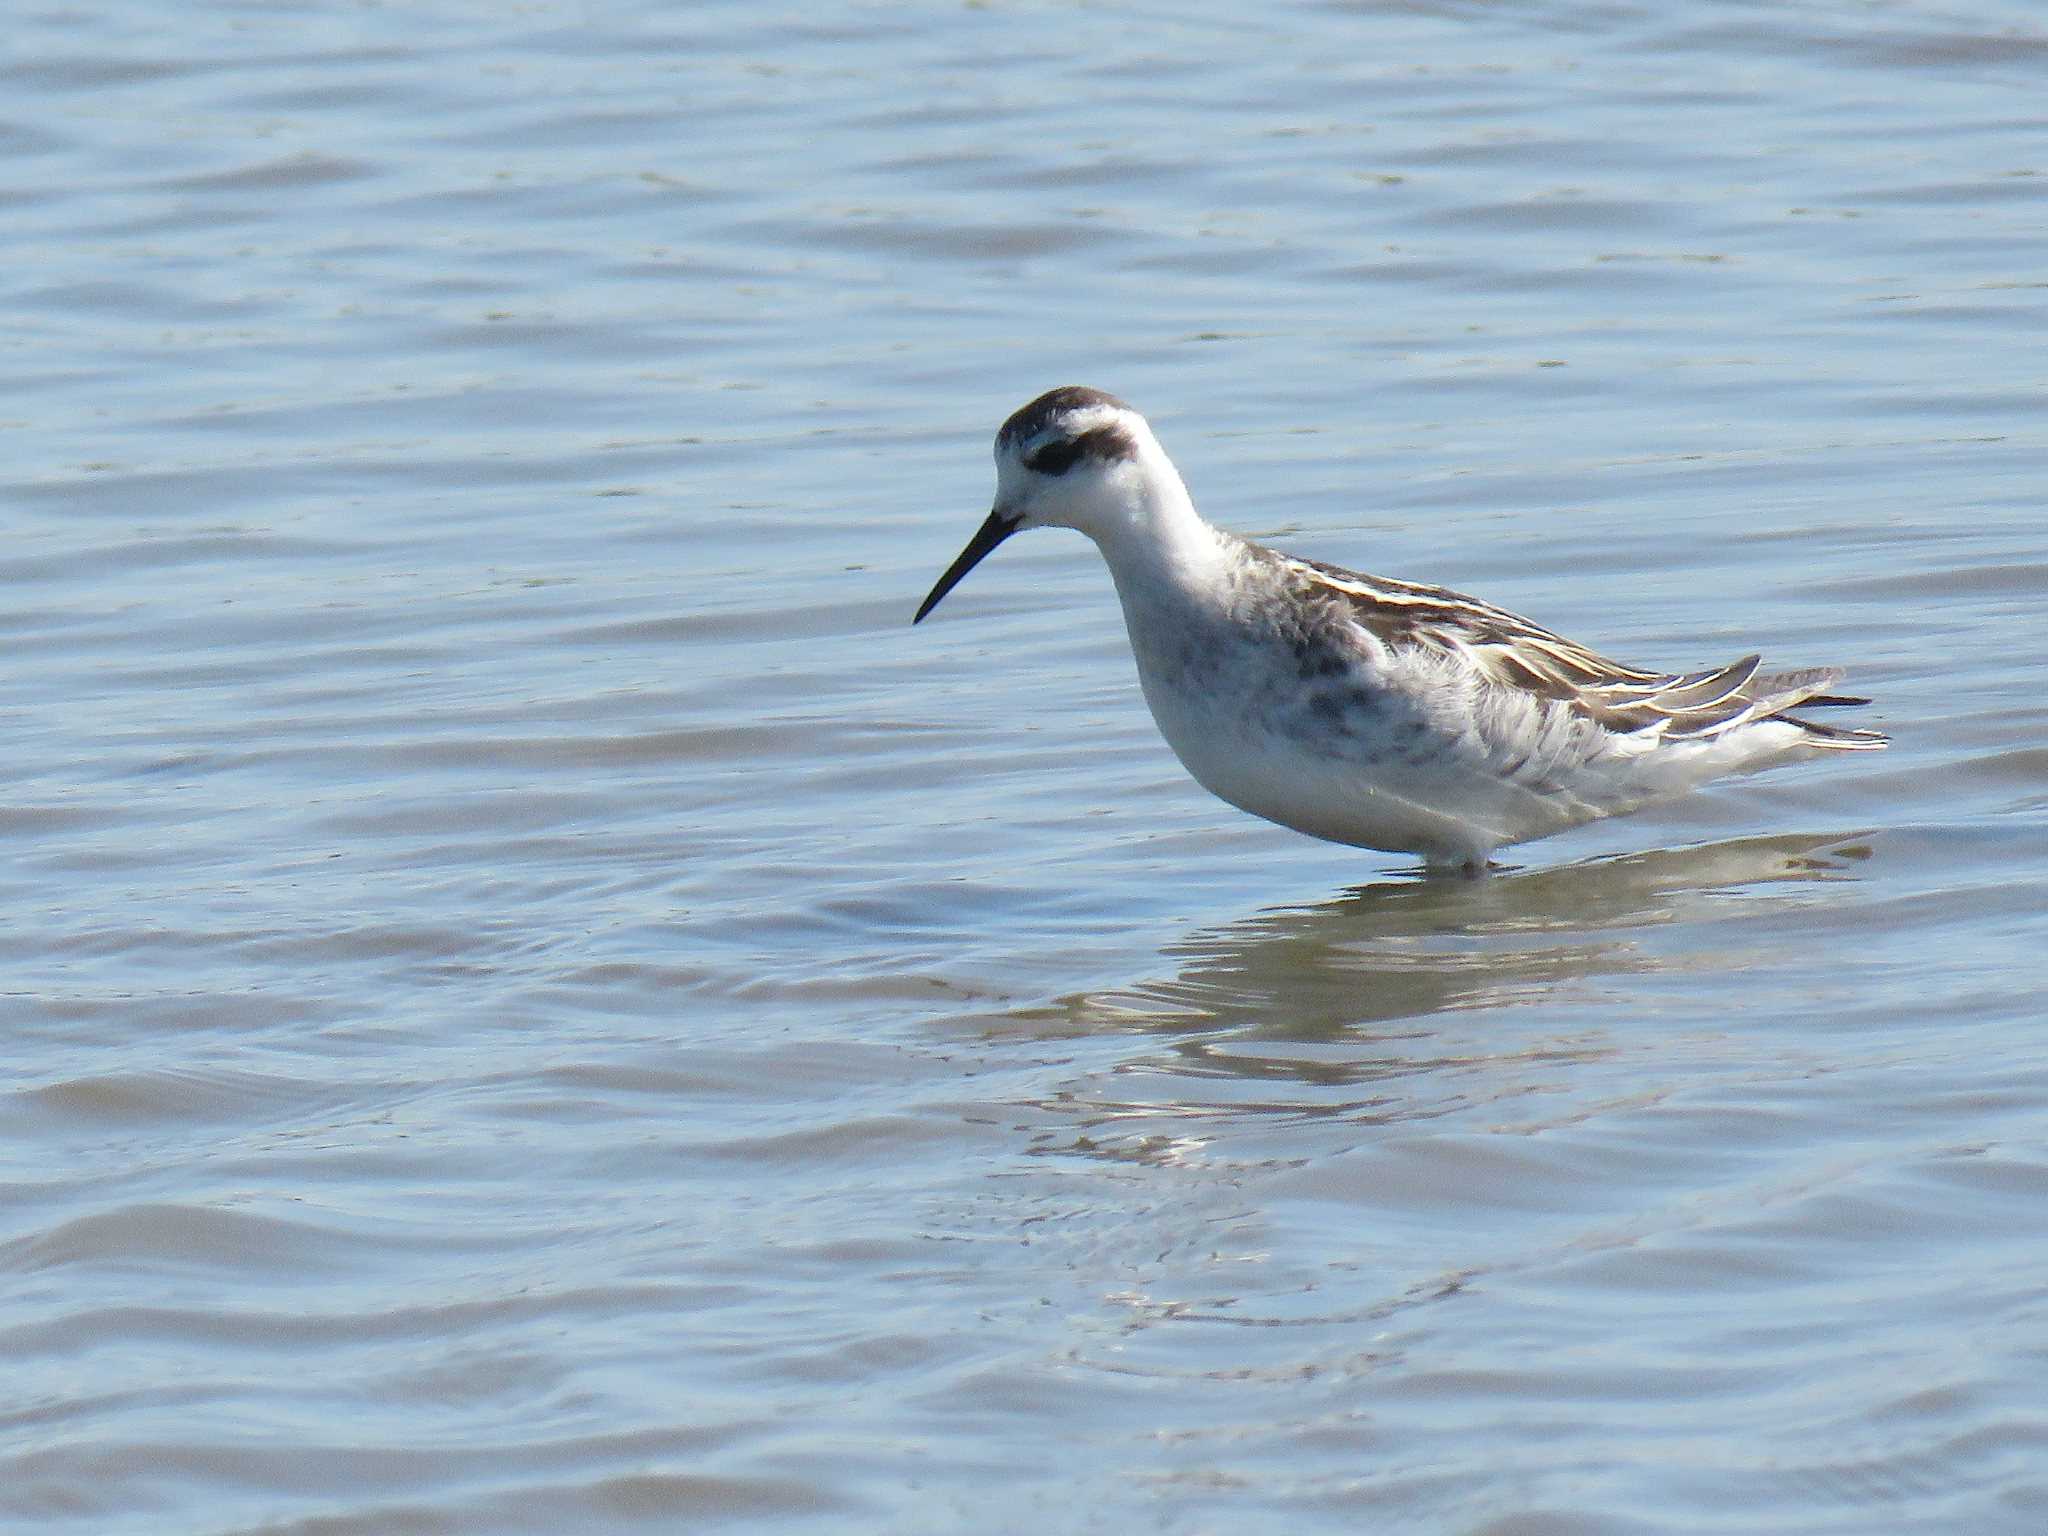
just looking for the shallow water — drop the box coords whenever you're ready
[4,2,2045,1532]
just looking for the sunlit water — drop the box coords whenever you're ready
[4,2,2045,1532]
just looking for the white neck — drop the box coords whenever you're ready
[1077,441,1234,608]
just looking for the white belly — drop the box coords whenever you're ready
[1134,656,1557,863]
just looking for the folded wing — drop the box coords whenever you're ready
[1296,558,1887,750]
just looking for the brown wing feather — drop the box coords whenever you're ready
[1289,556,1885,747]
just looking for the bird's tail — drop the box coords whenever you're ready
[1752,667,1888,750]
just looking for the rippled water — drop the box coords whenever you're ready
[5,2,2045,1531]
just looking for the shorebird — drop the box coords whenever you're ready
[914,387,1884,873]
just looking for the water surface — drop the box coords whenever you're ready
[3,2,2045,1532]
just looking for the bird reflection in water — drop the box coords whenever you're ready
[987,832,1877,1150]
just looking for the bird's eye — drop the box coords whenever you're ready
[1025,438,1083,476]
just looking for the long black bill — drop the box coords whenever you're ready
[912,509,1020,624]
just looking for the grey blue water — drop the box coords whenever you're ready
[4,3,2045,1532]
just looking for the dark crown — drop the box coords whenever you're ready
[997,387,1137,476]
[996,386,1130,451]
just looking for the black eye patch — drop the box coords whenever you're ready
[1024,424,1133,476]
[1025,438,1084,475]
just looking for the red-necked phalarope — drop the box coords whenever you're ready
[914,386,1886,874]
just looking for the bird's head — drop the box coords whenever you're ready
[914,386,1170,624]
